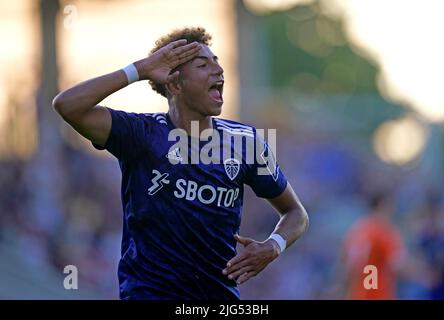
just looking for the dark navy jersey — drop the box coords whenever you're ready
[93,109,288,300]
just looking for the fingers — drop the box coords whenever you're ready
[223,235,256,272]
[177,47,201,64]
[237,271,254,285]
[169,39,188,49]
[234,234,254,246]
[173,41,201,56]
[223,255,250,275]
[167,41,201,68]
[225,252,249,271]
[222,238,273,286]
[227,265,253,281]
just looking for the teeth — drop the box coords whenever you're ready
[210,81,224,92]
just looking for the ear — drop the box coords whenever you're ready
[165,81,181,97]
[165,73,182,97]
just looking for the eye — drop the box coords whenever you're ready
[198,64,207,68]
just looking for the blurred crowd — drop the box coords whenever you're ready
[239,124,444,299]
[0,143,123,298]
[0,119,443,299]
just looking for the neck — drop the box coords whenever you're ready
[168,100,213,137]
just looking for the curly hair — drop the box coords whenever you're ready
[148,27,212,98]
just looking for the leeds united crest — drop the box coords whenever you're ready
[224,158,240,181]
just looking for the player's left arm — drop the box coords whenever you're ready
[223,182,309,284]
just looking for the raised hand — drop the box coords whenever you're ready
[134,39,201,84]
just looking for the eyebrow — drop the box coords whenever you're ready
[191,55,219,63]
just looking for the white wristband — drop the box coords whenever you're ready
[122,63,139,84]
[268,233,286,254]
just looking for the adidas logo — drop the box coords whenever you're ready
[166,147,183,163]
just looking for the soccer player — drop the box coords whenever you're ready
[53,27,309,300]
[342,193,405,299]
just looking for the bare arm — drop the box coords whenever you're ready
[52,71,126,146]
[223,182,309,284]
[52,39,201,146]
[267,182,309,248]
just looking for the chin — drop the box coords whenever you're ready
[200,100,223,116]
[208,104,223,116]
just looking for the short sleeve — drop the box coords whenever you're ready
[244,135,288,199]
[92,108,151,161]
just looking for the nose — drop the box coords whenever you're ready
[213,63,224,78]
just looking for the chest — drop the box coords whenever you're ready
[131,139,247,209]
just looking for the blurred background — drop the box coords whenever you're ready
[0,0,443,299]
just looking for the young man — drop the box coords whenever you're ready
[53,27,308,300]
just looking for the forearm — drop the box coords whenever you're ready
[271,204,309,249]
[224,203,309,284]
[52,69,128,118]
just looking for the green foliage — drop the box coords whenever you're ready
[264,4,378,95]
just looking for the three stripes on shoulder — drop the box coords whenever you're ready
[145,112,168,125]
[213,118,254,138]
[144,113,255,138]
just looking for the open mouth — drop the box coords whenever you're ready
[208,80,224,103]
